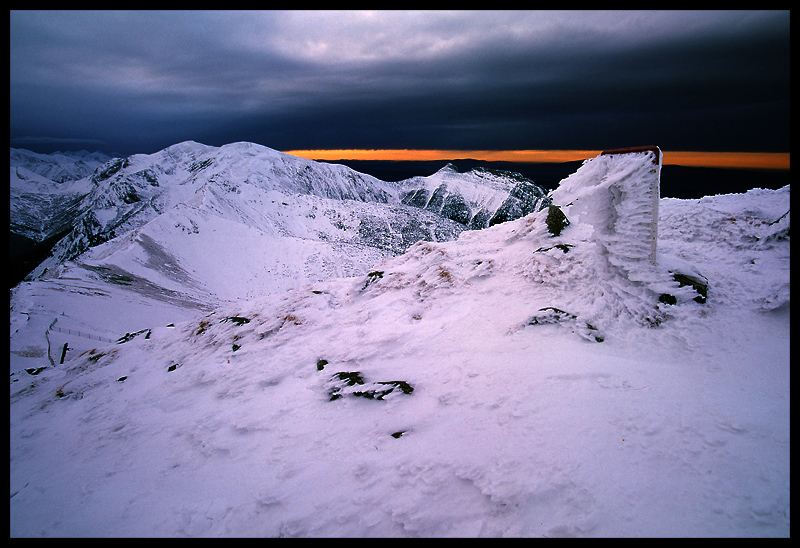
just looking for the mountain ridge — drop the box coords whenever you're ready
[11,141,553,285]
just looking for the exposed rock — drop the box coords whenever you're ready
[361,270,384,290]
[399,164,551,229]
[671,272,708,304]
[545,205,570,236]
[116,328,152,344]
[527,307,604,342]
[326,371,414,401]
[327,371,366,401]
[221,316,251,326]
[353,381,414,400]
[489,181,552,227]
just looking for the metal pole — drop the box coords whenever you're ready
[59,342,69,364]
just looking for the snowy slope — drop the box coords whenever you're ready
[9,150,789,537]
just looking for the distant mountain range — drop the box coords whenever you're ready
[9,141,554,311]
[325,158,791,200]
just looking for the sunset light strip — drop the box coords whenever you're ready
[285,149,789,171]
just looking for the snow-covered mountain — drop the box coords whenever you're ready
[12,142,549,282]
[10,148,789,537]
[10,148,111,186]
[10,148,110,242]
[397,163,551,229]
[9,141,551,352]
[20,141,398,279]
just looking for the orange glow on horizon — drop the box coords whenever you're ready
[284,149,789,170]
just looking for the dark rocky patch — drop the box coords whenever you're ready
[467,208,492,230]
[221,316,251,326]
[545,205,570,237]
[672,273,708,304]
[353,381,414,400]
[489,181,551,227]
[116,328,151,344]
[362,270,384,290]
[328,371,366,401]
[528,307,604,342]
[327,372,414,402]
[534,243,574,254]
[659,271,709,305]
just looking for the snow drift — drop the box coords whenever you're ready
[10,148,790,537]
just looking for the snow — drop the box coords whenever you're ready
[551,148,661,272]
[9,149,790,537]
[398,163,518,213]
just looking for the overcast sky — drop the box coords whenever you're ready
[9,10,790,157]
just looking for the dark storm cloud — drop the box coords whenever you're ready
[9,10,790,155]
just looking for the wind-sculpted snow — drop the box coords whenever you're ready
[551,149,661,276]
[10,141,790,537]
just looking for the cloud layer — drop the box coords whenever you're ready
[10,10,790,155]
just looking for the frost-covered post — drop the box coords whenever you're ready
[549,145,662,278]
[599,146,661,265]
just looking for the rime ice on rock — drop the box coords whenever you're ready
[550,146,662,278]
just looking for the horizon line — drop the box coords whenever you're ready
[284,149,790,170]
